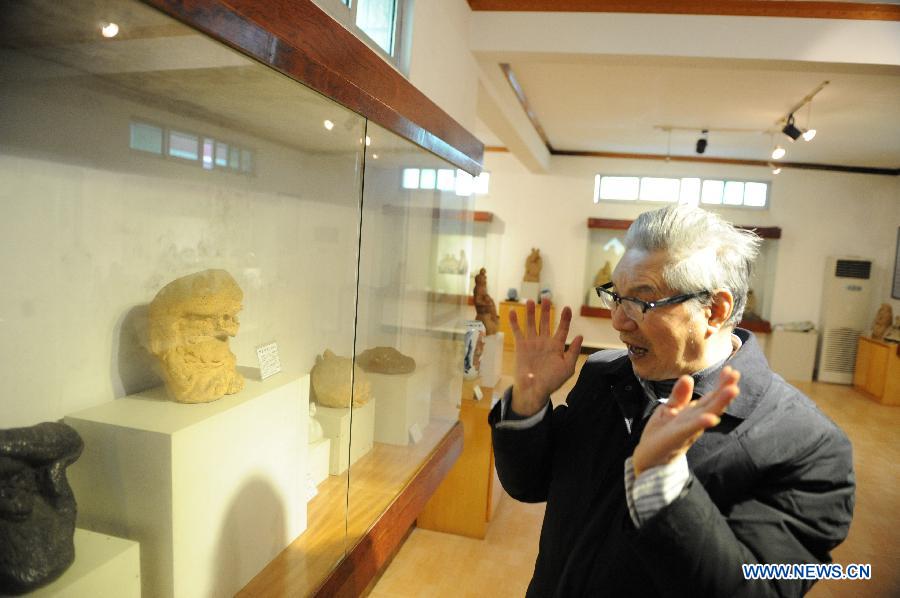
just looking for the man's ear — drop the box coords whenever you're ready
[707,289,734,330]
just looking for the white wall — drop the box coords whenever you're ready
[476,152,900,348]
[407,0,479,132]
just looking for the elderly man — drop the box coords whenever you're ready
[489,205,854,597]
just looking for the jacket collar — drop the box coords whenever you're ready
[692,328,772,420]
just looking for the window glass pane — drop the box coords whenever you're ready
[473,172,490,195]
[130,122,163,154]
[202,138,214,170]
[168,130,198,160]
[402,168,420,189]
[419,168,436,189]
[744,182,768,207]
[701,180,724,205]
[455,170,473,197]
[355,0,396,55]
[436,168,455,191]
[679,178,701,206]
[639,177,679,202]
[228,146,240,170]
[215,141,228,167]
[240,149,253,173]
[599,176,639,201]
[723,181,744,205]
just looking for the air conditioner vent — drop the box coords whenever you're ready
[834,260,871,279]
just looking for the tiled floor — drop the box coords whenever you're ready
[373,354,900,597]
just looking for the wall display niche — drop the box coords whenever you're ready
[0,1,481,596]
[581,218,780,333]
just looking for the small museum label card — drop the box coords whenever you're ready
[256,342,282,380]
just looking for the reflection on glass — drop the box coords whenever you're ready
[402,168,420,189]
[130,122,163,154]
[419,168,436,189]
[168,130,199,160]
[436,168,455,191]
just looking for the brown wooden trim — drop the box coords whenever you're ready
[485,146,510,153]
[468,0,900,21]
[436,209,493,222]
[581,305,612,318]
[143,0,484,174]
[500,63,554,151]
[588,218,781,239]
[313,421,465,598]
[587,217,632,231]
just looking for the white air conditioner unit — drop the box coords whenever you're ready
[817,257,873,384]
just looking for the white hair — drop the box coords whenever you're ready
[623,205,762,328]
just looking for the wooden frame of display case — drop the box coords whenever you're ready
[582,218,779,333]
[140,0,483,595]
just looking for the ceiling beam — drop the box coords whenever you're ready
[467,1,900,21]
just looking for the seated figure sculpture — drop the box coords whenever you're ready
[311,350,372,408]
[872,303,893,340]
[473,267,500,336]
[148,269,245,403]
[0,422,83,595]
[523,248,542,283]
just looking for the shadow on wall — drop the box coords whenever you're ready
[112,304,163,398]
[214,476,288,597]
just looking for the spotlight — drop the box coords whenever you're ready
[782,114,802,141]
[695,129,708,154]
[768,163,782,175]
[802,128,817,142]
[771,145,786,160]
[100,22,119,38]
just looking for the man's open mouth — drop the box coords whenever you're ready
[626,343,648,357]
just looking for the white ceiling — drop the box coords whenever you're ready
[471,10,900,171]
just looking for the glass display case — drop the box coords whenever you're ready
[581,218,779,332]
[0,1,479,596]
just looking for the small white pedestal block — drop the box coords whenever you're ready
[315,399,376,475]
[29,528,140,598]
[479,334,504,388]
[65,374,309,598]
[308,437,331,486]
[521,281,540,302]
[368,365,431,446]
[769,329,818,382]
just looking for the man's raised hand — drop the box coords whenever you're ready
[509,300,583,417]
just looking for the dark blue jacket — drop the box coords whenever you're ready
[489,330,855,597]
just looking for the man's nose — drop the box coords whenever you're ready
[610,305,637,332]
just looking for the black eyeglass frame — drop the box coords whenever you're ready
[595,282,711,316]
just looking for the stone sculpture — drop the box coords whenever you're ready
[356,347,416,375]
[523,248,542,282]
[0,422,83,595]
[872,303,893,340]
[310,350,371,408]
[437,250,469,275]
[148,269,245,403]
[473,268,500,336]
[593,261,613,287]
[883,316,900,344]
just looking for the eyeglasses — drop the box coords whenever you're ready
[595,282,711,323]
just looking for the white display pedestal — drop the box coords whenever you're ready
[479,334,504,388]
[368,365,431,446]
[30,528,140,598]
[65,373,309,598]
[308,437,331,486]
[769,329,818,382]
[315,399,376,475]
[521,281,540,302]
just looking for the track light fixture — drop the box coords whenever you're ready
[781,114,802,141]
[771,145,786,160]
[695,129,708,154]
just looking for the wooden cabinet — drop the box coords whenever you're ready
[499,301,555,351]
[417,380,504,539]
[853,336,900,405]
